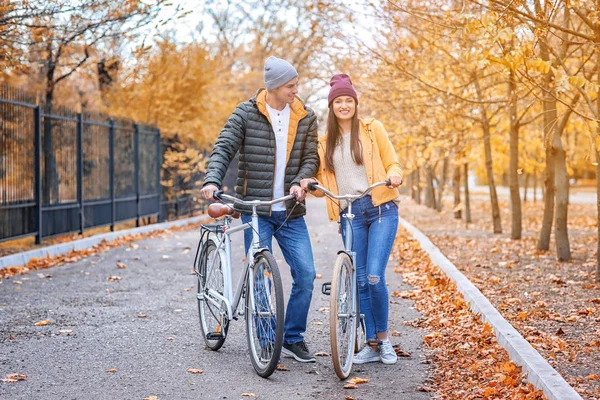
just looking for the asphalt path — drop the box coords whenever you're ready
[0,197,430,400]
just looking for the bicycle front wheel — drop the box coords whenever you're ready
[197,239,228,350]
[330,252,357,380]
[245,250,284,378]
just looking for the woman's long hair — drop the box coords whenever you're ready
[324,104,363,172]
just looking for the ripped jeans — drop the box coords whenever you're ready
[340,196,398,340]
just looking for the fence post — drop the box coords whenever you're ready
[134,124,140,227]
[34,106,42,244]
[77,113,84,234]
[156,129,161,222]
[109,119,115,231]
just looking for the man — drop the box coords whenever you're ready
[200,56,319,363]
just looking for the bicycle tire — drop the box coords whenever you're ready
[245,250,284,378]
[330,252,357,380]
[197,239,228,350]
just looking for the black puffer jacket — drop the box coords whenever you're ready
[203,89,319,217]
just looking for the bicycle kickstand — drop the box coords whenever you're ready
[321,281,331,295]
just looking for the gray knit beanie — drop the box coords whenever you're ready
[264,56,298,90]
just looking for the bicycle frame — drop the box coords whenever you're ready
[203,193,295,325]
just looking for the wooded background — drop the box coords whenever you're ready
[1,0,598,276]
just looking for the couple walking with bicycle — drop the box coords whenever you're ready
[199,56,402,377]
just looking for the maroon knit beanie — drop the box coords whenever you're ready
[328,74,358,105]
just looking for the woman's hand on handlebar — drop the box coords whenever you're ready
[386,175,403,189]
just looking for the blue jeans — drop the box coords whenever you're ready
[242,212,316,345]
[340,196,398,340]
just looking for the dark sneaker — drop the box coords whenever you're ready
[260,343,274,362]
[282,340,316,363]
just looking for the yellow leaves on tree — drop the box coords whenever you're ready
[105,39,242,149]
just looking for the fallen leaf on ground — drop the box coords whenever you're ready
[316,274,323,279]
[116,263,127,269]
[348,377,369,385]
[314,352,330,357]
[107,276,122,282]
[276,364,289,371]
[2,373,27,382]
[187,369,204,374]
[106,368,117,373]
[343,383,358,389]
[144,396,159,400]
[34,319,49,326]
[241,393,256,397]
[137,314,147,318]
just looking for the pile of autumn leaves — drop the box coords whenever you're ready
[393,229,546,400]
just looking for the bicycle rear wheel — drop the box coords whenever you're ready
[330,252,357,380]
[197,239,229,350]
[245,250,284,378]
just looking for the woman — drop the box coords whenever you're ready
[301,74,402,365]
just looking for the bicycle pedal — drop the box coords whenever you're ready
[321,282,331,295]
[206,332,225,340]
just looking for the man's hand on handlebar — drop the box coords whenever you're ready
[300,178,318,192]
[290,185,306,202]
[200,184,219,200]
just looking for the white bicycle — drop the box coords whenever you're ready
[194,191,295,378]
[308,180,390,379]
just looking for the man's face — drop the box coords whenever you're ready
[271,77,299,105]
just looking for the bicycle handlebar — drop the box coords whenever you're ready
[308,180,391,202]
[213,191,296,206]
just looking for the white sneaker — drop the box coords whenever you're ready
[379,339,398,365]
[353,345,380,364]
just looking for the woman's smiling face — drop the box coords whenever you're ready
[332,96,356,122]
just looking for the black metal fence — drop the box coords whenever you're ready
[0,85,165,244]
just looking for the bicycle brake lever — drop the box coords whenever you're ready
[213,190,223,200]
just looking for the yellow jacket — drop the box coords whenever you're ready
[313,118,403,222]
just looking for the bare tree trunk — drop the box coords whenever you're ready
[43,49,59,205]
[482,118,502,233]
[463,162,472,224]
[533,170,538,203]
[453,164,461,219]
[554,123,571,260]
[508,68,522,239]
[537,35,556,251]
[424,165,436,209]
[415,167,422,205]
[436,156,448,212]
[596,19,600,280]
[596,150,600,281]
[523,173,529,202]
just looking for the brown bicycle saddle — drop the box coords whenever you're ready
[207,203,240,219]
